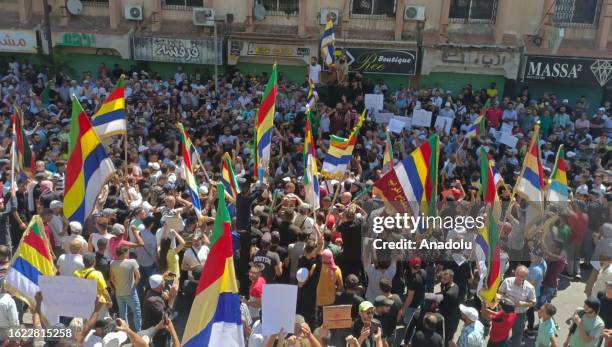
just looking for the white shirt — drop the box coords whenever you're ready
[90,233,114,259]
[181,245,210,277]
[308,64,322,84]
[498,277,536,314]
[50,215,64,246]
[57,253,84,276]
[62,234,88,254]
[0,293,19,328]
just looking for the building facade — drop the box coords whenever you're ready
[0,0,610,103]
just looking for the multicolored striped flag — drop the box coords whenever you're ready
[475,148,502,304]
[64,96,115,224]
[183,183,244,347]
[514,124,545,210]
[91,75,126,138]
[304,112,320,210]
[321,109,366,178]
[373,134,439,216]
[321,15,335,65]
[382,129,393,172]
[306,79,318,112]
[221,152,241,201]
[255,64,278,178]
[178,123,203,220]
[546,145,569,203]
[466,115,485,138]
[12,108,36,176]
[5,215,56,309]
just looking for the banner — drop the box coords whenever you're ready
[0,30,37,53]
[523,55,612,87]
[133,37,222,65]
[336,47,417,75]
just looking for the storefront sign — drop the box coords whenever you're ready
[421,46,520,79]
[61,33,95,47]
[0,30,37,53]
[247,42,310,58]
[523,55,612,87]
[133,37,222,65]
[337,48,417,75]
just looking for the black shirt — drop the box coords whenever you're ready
[296,254,322,316]
[351,318,381,347]
[94,252,110,282]
[406,269,427,308]
[443,261,472,300]
[338,219,362,260]
[335,292,364,319]
[439,283,460,316]
[597,291,612,329]
[252,249,281,283]
[411,329,444,347]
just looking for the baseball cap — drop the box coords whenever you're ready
[112,223,125,235]
[69,221,83,233]
[149,274,163,289]
[359,301,374,312]
[408,256,422,267]
[374,295,394,307]
[50,200,63,209]
[459,304,479,321]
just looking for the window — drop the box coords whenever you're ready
[81,0,108,7]
[162,0,203,10]
[555,0,601,27]
[261,0,299,16]
[449,0,497,23]
[352,0,396,16]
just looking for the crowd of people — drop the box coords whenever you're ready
[0,56,610,347]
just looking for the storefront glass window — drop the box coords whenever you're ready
[163,0,205,8]
[262,0,299,15]
[449,0,497,23]
[351,0,396,16]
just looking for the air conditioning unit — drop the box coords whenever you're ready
[404,6,425,21]
[193,7,215,26]
[320,8,339,25]
[124,5,143,21]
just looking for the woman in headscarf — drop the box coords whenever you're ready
[316,249,344,308]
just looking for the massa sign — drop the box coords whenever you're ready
[523,55,612,87]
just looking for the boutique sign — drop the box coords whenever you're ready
[338,48,417,76]
[523,55,612,87]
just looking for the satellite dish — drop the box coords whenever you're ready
[66,0,83,16]
[253,3,266,21]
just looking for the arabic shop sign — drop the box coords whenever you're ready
[523,55,612,87]
[133,37,222,65]
[421,46,520,79]
[61,33,95,47]
[337,48,417,75]
[0,30,37,53]
[246,42,310,58]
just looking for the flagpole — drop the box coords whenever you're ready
[124,134,128,177]
[11,111,16,194]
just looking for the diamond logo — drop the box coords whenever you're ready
[590,59,612,87]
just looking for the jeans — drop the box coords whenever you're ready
[510,312,527,347]
[566,243,581,276]
[540,285,556,304]
[138,264,157,298]
[116,290,142,332]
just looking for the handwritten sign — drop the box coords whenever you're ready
[365,94,384,113]
[61,33,95,47]
[262,284,298,335]
[374,112,394,124]
[0,30,37,53]
[412,109,432,128]
[133,37,222,65]
[500,123,514,134]
[323,305,352,329]
[389,118,405,134]
[435,117,453,135]
[39,276,97,321]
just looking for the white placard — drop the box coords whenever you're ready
[392,116,412,129]
[434,117,453,135]
[388,118,405,134]
[262,284,298,335]
[39,276,97,320]
[374,112,394,124]
[412,109,432,128]
[365,94,384,112]
[499,133,519,148]
[500,123,514,134]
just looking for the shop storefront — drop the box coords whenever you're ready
[132,36,223,79]
[227,39,316,82]
[420,45,521,96]
[52,31,133,77]
[0,30,39,64]
[521,55,612,105]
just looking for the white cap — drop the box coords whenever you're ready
[598,107,606,112]
[576,185,588,195]
[149,162,160,171]
[296,267,309,283]
[149,274,164,288]
[50,200,63,209]
[102,331,128,347]
[112,223,125,235]
[69,221,83,233]
[562,99,569,103]
[459,304,479,322]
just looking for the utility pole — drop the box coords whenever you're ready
[42,0,53,56]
